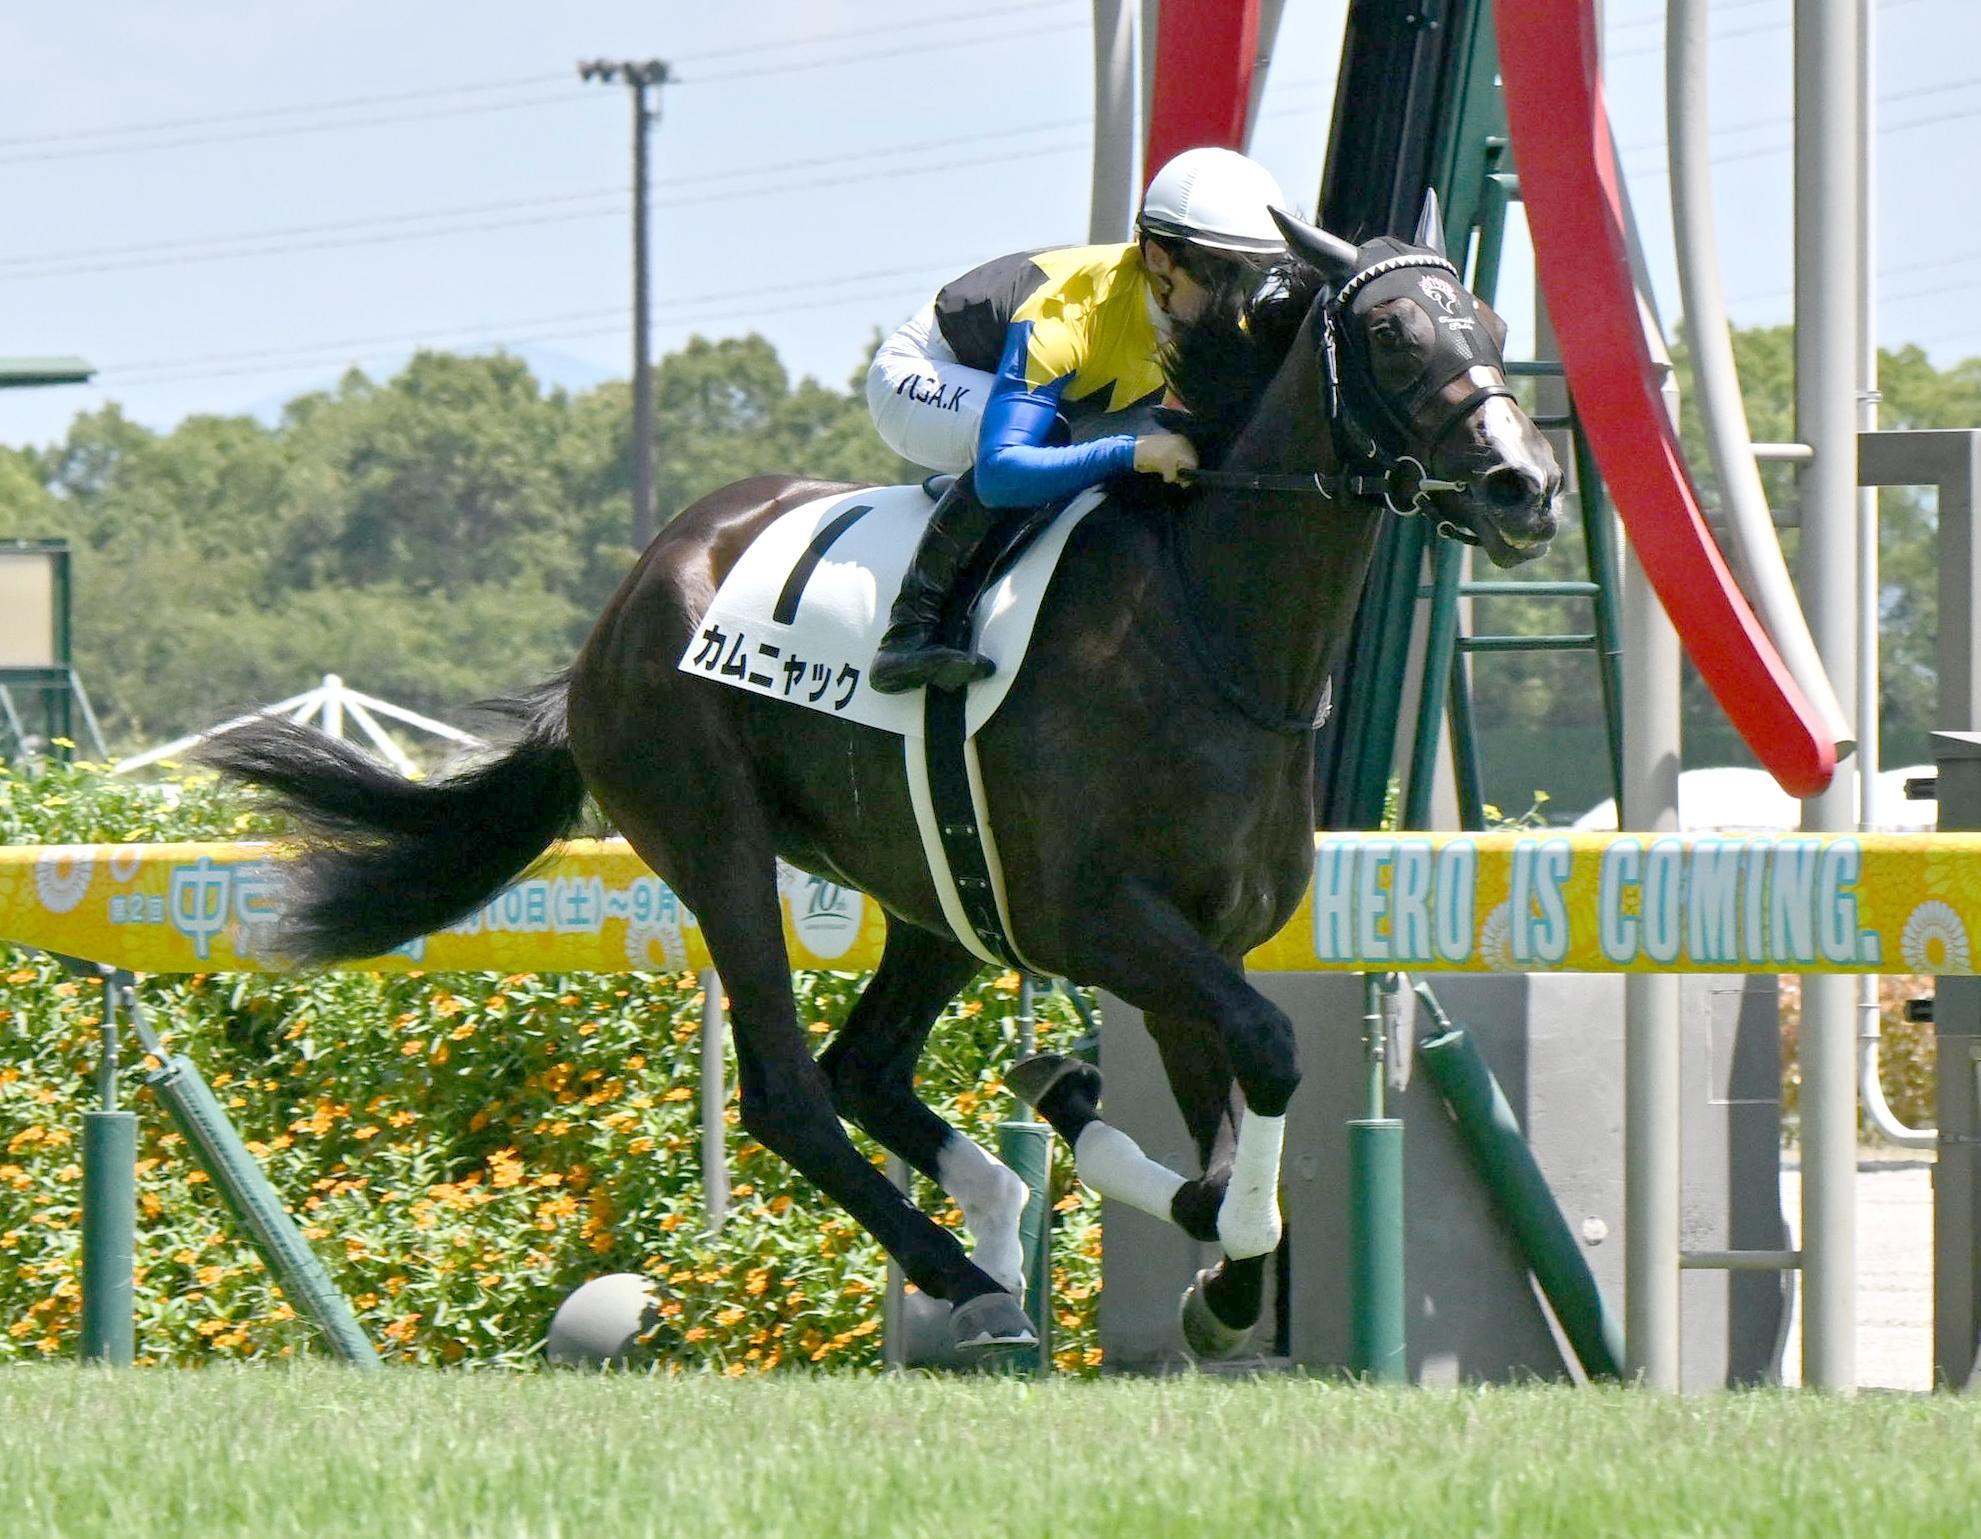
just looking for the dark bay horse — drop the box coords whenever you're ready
[202,204,1560,1358]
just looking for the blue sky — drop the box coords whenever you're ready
[2,0,1975,449]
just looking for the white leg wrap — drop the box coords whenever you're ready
[936,1136,1029,1298]
[1073,1122,1186,1222]
[1216,1111,1285,1260]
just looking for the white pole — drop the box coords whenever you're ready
[1793,0,1862,1392]
[1090,0,1139,243]
[699,970,730,1231]
[1622,539,1685,1390]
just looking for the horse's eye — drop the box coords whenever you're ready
[1370,319,1412,351]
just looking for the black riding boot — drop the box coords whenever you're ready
[870,474,1004,694]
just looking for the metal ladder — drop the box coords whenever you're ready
[1313,0,1625,836]
[1400,149,1627,831]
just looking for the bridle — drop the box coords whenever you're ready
[1183,250,1516,545]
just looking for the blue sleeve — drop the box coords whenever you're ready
[973,323,1138,508]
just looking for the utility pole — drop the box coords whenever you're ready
[578,57,669,551]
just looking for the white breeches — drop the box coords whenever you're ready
[866,303,995,474]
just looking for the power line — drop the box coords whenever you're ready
[1626,96,1981,182]
[2,68,1335,273]
[0,13,1089,168]
[104,259,976,374]
[0,0,1082,154]
[106,262,974,386]
[0,92,584,169]
[0,137,1090,282]
[1607,0,1777,32]
[0,73,568,151]
[0,117,1091,272]
[1618,71,1981,158]
[1605,0,1934,62]
[674,21,1089,89]
[671,0,1080,66]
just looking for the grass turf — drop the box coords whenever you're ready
[4,1365,1980,1538]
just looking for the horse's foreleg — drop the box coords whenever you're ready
[1064,884,1302,1354]
[821,922,1031,1298]
[1012,1045,1270,1355]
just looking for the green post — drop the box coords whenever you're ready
[995,975,1053,1370]
[145,1053,381,1368]
[1414,985,1624,1381]
[1348,1118,1406,1382]
[997,1119,1053,1372]
[80,1111,135,1365]
[79,969,134,1365]
[1348,976,1406,1382]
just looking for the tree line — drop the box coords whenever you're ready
[0,338,910,749]
[2,326,1976,812]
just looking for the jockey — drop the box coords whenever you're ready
[865,146,1290,694]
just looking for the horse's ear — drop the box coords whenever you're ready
[1269,207,1358,280]
[1414,189,1447,258]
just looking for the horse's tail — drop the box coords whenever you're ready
[197,672,586,965]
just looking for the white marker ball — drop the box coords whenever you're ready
[544,1273,665,1369]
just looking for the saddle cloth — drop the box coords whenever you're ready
[677,483,1100,737]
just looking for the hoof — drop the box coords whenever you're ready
[949,1291,1037,1352]
[1179,1268,1253,1361]
[1006,1052,1102,1113]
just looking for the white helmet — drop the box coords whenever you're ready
[1138,147,1289,254]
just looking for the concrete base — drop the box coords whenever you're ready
[1096,973,1788,1387]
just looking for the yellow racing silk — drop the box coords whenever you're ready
[932,243,1167,421]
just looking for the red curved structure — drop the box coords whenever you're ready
[1496,2,1836,797]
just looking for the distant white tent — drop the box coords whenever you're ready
[113,673,483,778]
[1572,764,1937,834]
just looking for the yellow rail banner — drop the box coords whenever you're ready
[0,832,1972,977]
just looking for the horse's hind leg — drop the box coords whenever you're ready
[820,921,1030,1297]
[604,803,1029,1344]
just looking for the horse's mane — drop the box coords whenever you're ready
[1158,258,1326,460]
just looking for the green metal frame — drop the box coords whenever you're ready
[1391,24,1628,832]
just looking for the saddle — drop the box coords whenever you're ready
[678,481,1101,971]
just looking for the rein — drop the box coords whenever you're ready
[1182,457,1469,519]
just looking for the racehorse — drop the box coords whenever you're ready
[200,201,1560,1359]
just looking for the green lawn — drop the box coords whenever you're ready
[4,1364,1979,1538]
